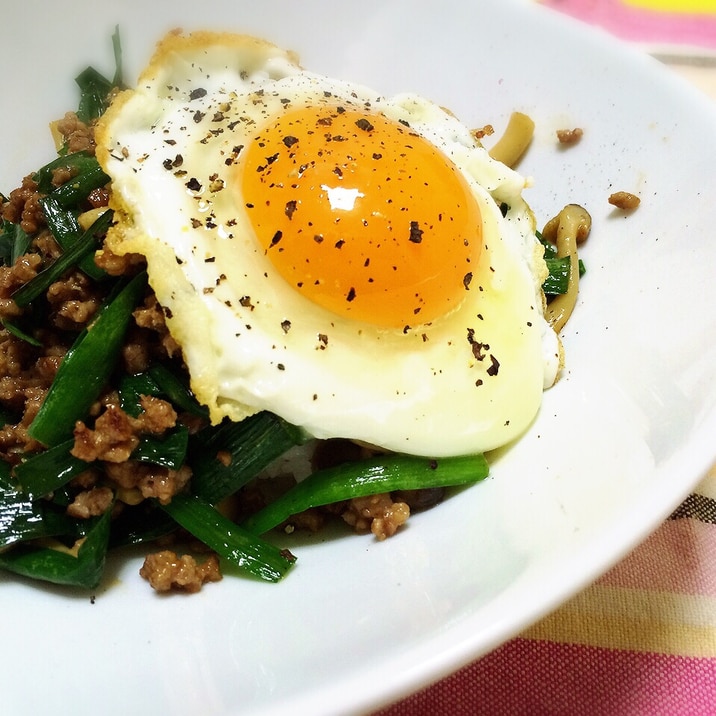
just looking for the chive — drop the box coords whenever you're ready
[40,195,108,280]
[108,502,177,548]
[12,209,114,308]
[0,464,74,548]
[33,151,100,194]
[133,426,189,470]
[0,219,31,266]
[1,319,42,347]
[242,452,489,535]
[75,67,114,124]
[543,256,586,296]
[118,371,162,418]
[0,508,111,589]
[159,492,295,583]
[111,26,124,89]
[190,412,306,505]
[28,271,147,446]
[50,162,110,208]
[147,364,209,418]
[13,439,88,501]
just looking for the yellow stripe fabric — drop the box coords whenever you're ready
[523,584,716,657]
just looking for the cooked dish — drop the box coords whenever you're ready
[0,30,588,593]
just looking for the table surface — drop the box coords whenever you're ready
[376,3,716,714]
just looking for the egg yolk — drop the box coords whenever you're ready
[240,105,482,328]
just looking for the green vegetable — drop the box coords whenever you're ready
[39,195,108,280]
[190,411,306,505]
[0,219,31,266]
[12,209,114,308]
[33,151,101,194]
[148,364,209,418]
[28,271,147,446]
[75,26,124,123]
[160,492,296,583]
[242,452,489,535]
[0,319,41,347]
[49,162,110,208]
[0,508,112,589]
[539,233,586,296]
[0,464,74,548]
[13,439,88,501]
[133,426,189,470]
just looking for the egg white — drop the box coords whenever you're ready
[96,31,560,457]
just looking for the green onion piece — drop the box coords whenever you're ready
[242,452,489,535]
[543,256,586,296]
[1,318,41,347]
[13,439,88,501]
[50,162,111,209]
[133,426,189,470]
[39,195,108,280]
[33,151,100,194]
[0,463,74,548]
[75,67,113,124]
[111,26,124,89]
[118,371,162,418]
[190,412,306,505]
[148,364,209,418]
[28,271,147,446]
[0,219,31,266]
[160,492,296,583]
[12,209,114,308]
[108,502,177,548]
[0,508,111,589]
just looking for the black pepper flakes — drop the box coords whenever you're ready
[189,87,207,100]
[355,118,374,132]
[281,320,292,333]
[409,221,423,244]
[193,110,206,123]
[487,355,500,376]
[185,177,202,192]
[283,135,299,147]
[285,200,297,220]
[270,230,283,247]
[346,287,356,302]
[463,272,473,290]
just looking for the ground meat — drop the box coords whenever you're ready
[104,461,192,504]
[72,404,140,463]
[55,112,96,155]
[556,127,584,145]
[136,395,177,434]
[51,166,77,188]
[72,395,176,464]
[0,253,42,319]
[94,246,146,276]
[46,269,102,329]
[0,175,45,234]
[608,191,641,210]
[341,493,410,540]
[66,486,114,519]
[139,550,222,593]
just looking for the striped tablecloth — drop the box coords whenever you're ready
[378,3,716,713]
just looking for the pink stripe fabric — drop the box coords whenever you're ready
[598,518,716,596]
[540,0,716,49]
[377,639,716,715]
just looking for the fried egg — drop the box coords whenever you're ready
[96,31,561,458]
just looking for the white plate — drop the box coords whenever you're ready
[3,1,716,714]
